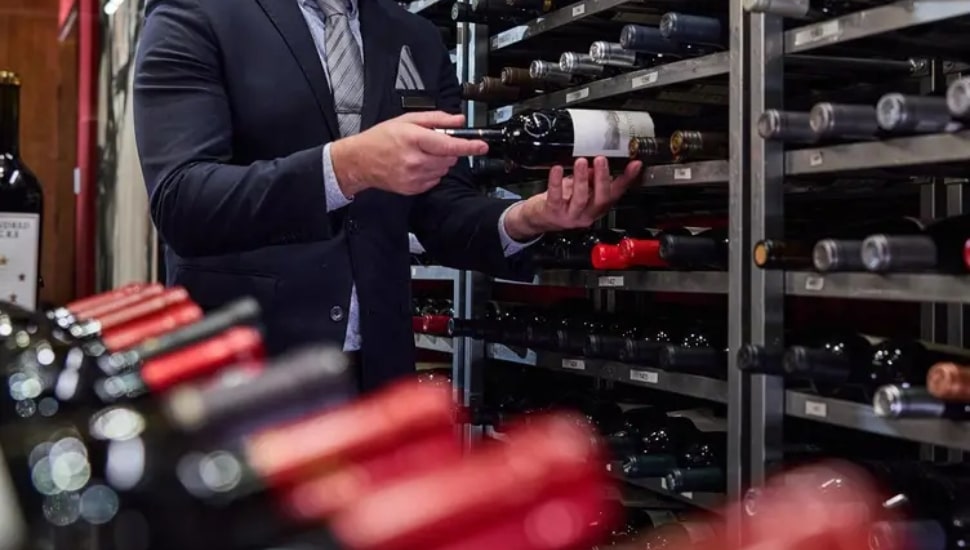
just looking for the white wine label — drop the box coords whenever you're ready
[561,358,585,370]
[568,109,655,158]
[565,88,590,103]
[571,3,585,16]
[629,369,659,384]
[597,275,624,287]
[0,212,40,311]
[793,19,841,47]
[803,400,827,418]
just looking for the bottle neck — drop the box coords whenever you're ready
[438,128,505,143]
[0,84,19,156]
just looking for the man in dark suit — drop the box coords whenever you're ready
[132,0,642,392]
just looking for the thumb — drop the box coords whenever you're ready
[397,110,466,129]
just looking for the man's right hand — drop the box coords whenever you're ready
[330,111,489,198]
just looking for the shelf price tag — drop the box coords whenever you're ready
[597,275,624,288]
[673,167,693,181]
[490,26,528,49]
[631,71,659,90]
[630,369,659,384]
[809,151,824,167]
[793,19,841,48]
[565,87,590,103]
[804,400,827,418]
[410,266,417,278]
[571,3,586,16]
[492,105,513,123]
[561,358,586,371]
[804,275,824,292]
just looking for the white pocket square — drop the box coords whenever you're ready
[395,45,425,91]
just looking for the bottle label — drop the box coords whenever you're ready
[566,109,655,158]
[0,212,40,310]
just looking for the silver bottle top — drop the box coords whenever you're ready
[875,93,906,131]
[808,102,836,134]
[560,52,605,76]
[742,0,809,18]
[812,239,841,272]
[588,41,637,68]
[860,234,891,272]
[947,77,970,117]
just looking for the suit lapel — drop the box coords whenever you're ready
[254,0,340,139]
[359,0,400,130]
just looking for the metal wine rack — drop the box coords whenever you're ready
[408,0,970,538]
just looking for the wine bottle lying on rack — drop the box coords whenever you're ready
[586,43,664,71]
[437,109,655,168]
[528,60,585,87]
[559,52,627,78]
[619,24,715,58]
[861,214,970,273]
[659,12,727,48]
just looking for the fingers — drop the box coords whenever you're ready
[566,158,590,220]
[415,129,489,157]
[398,110,466,129]
[546,165,565,210]
[590,157,612,212]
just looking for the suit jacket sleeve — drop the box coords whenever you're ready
[409,41,535,281]
[134,0,333,258]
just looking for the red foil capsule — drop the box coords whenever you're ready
[100,302,204,351]
[139,326,264,392]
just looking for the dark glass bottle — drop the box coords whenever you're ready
[659,324,728,375]
[862,214,970,273]
[659,13,727,48]
[619,24,716,57]
[587,42,667,70]
[439,109,657,169]
[813,217,926,273]
[659,227,729,270]
[619,324,676,366]
[619,416,701,478]
[0,71,43,311]
[752,239,815,270]
[669,130,729,162]
[629,136,675,163]
[783,332,880,386]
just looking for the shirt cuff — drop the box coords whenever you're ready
[323,142,353,213]
[498,201,542,257]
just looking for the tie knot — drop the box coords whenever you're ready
[315,0,349,17]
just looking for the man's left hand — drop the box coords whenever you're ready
[503,157,643,242]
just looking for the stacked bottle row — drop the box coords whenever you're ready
[450,299,727,375]
[760,77,970,144]
[0,287,637,550]
[739,329,970,419]
[755,213,970,274]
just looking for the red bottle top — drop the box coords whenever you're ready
[93,287,193,332]
[64,282,147,315]
[618,238,668,268]
[100,302,204,352]
[139,326,264,392]
[591,244,629,270]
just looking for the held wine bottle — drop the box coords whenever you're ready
[439,109,655,168]
[0,71,43,311]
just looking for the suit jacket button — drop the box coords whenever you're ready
[330,306,345,322]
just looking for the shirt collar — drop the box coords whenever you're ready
[304,0,358,18]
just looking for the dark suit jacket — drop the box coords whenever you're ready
[133,0,533,391]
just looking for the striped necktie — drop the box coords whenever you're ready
[317,0,363,137]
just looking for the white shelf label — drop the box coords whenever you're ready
[793,20,841,47]
[804,400,828,418]
[565,87,590,103]
[631,71,659,89]
[809,151,824,166]
[410,266,417,277]
[571,3,586,16]
[0,212,40,311]
[493,105,513,123]
[561,358,586,371]
[491,26,528,49]
[673,167,693,180]
[597,275,624,288]
[804,275,824,291]
[630,369,659,384]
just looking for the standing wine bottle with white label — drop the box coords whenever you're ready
[0,71,43,311]
[437,108,655,169]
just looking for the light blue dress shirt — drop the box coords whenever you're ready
[297,0,539,351]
